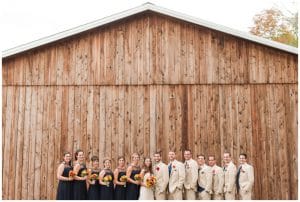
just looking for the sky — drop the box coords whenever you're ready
[1,0,298,52]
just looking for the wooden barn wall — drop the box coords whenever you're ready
[2,13,298,200]
[2,14,298,86]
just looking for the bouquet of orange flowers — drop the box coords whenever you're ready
[69,170,76,178]
[145,175,157,188]
[134,174,142,181]
[120,175,127,187]
[81,170,88,177]
[90,173,98,181]
[103,175,113,187]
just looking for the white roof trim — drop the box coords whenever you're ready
[2,2,298,58]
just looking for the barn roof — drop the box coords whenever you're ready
[2,2,298,58]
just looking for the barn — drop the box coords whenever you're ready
[2,3,298,200]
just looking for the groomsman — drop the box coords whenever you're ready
[208,155,224,200]
[223,152,237,200]
[197,154,213,200]
[183,149,198,200]
[153,152,169,200]
[236,153,254,200]
[167,151,185,200]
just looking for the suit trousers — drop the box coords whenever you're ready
[198,191,211,200]
[212,193,224,200]
[155,191,167,200]
[225,192,236,200]
[239,190,252,200]
[184,188,196,200]
[168,188,183,200]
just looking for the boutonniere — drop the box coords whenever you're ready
[172,165,176,169]
[156,167,160,171]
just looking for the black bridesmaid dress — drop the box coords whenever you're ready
[73,164,88,200]
[100,169,114,200]
[56,164,73,200]
[114,168,127,200]
[125,166,141,200]
[87,169,101,200]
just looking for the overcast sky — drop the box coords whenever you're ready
[1,0,298,52]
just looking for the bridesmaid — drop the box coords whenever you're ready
[114,156,127,200]
[56,152,73,200]
[87,155,101,200]
[73,149,88,200]
[99,158,114,200]
[126,153,141,200]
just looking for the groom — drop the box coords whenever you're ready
[153,152,169,200]
[167,151,185,200]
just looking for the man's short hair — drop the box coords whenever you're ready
[240,153,247,159]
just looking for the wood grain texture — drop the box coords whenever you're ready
[2,13,297,86]
[2,12,297,200]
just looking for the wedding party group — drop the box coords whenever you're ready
[56,149,254,200]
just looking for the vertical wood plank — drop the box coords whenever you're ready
[86,86,94,161]
[40,87,50,199]
[27,86,37,199]
[7,87,18,199]
[13,87,25,199]
[33,87,44,199]
[46,87,56,199]
[21,87,32,199]
[99,87,106,162]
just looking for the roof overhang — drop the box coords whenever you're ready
[2,2,298,58]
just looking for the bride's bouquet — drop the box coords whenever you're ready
[145,175,157,188]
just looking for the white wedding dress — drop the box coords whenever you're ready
[138,172,154,200]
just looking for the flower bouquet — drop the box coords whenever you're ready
[103,175,112,187]
[134,173,142,181]
[145,175,157,188]
[69,170,76,179]
[81,169,88,177]
[120,175,127,187]
[90,173,98,184]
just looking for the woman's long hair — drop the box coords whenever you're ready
[142,157,153,174]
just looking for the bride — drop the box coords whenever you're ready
[138,157,155,200]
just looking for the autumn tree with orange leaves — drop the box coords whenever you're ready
[250,7,298,47]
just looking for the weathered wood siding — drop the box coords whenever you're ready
[2,12,298,200]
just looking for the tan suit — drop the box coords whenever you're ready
[238,163,254,200]
[153,161,169,200]
[198,164,213,200]
[183,159,198,200]
[168,160,185,200]
[224,161,237,200]
[211,165,224,200]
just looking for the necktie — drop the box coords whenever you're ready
[236,166,242,192]
[168,163,172,176]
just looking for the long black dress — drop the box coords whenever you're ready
[114,168,127,200]
[100,169,114,200]
[56,163,73,200]
[73,163,88,200]
[126,166,141,200]
[87,169,101,200]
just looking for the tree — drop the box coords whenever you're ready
[250,7,298,47]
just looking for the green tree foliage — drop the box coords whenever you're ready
[250,7,298,47]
